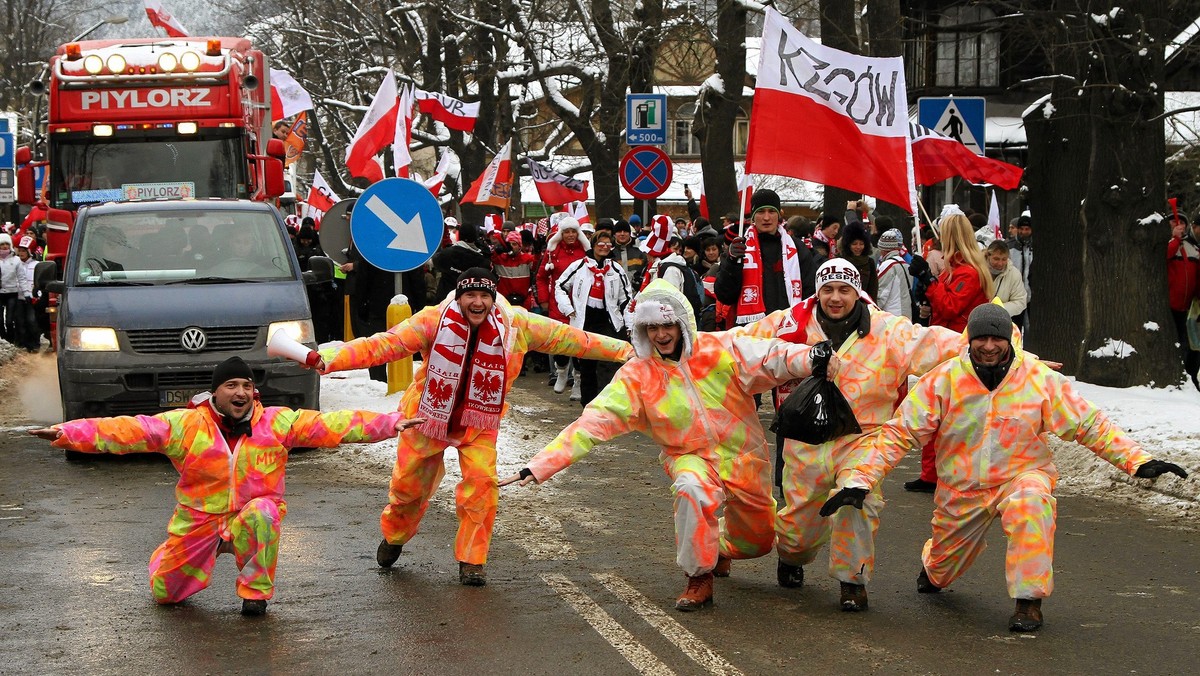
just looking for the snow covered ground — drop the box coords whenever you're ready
[319,365,1200,521]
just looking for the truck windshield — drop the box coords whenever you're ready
[50,131,248,210]
[74,209,296,285]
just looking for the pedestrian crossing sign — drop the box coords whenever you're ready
[917,97,986,156]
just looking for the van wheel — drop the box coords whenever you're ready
[65,450,91,462]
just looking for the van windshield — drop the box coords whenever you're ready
[75,208,296,285]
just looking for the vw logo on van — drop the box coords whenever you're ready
[180,327,208,352]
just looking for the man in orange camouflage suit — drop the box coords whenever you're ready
[316,268,632,586]
[822,303,1189,632]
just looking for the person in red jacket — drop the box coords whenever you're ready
[1167,212,1200,390]
[536,216,590,392]
[905,212,994,492]
[492,230,536,308]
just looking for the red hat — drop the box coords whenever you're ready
[18,236,34,250]
[643,214,674,258]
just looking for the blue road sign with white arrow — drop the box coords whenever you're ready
[350,178,444,272]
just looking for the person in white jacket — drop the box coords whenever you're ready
[874,229,911,319]
[555,231,633,404]
[0,233,23,346]
[985,241,1028,325]
[13,236,41,351]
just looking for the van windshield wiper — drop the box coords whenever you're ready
[165,276,263,285]
[83,280,153,286]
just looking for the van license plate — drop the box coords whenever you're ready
[160,389,202,407]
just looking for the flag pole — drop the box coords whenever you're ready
[737,173,751,239]
[914,192,934,252]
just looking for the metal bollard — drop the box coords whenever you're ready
[386,294,413,394]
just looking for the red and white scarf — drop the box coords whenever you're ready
[417,301,508,440]
[734,227,806,325]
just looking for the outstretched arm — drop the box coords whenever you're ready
[317,305,438,373]
[33,414,179,459]
[278,409,425,449]
[523,309,634,363]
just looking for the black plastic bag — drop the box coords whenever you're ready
[770,341,862,444]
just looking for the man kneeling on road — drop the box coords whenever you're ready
[821,303,1189,631]
[30,356,422,616]
[500,279,837,611]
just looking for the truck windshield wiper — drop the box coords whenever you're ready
[165,276,262,285]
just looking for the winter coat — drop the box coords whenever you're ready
[17,256,37,299]
[432,241,492,300]
[926,258,989,332]
[714,228,814,311]
[738,302,964,428]
[991,262,1029,318]
[320,295,634,427]
[845,347,1152,493]
[1007,237,1033,300]
[1167,235,1200,312]
[643,252,689,293]
[52,400,406,515]
[554,256,631,332]
[525,280,817,482]
[492,250,536,304]
[875,252,912,318]
[0,245,19,294]
[535,240,588,322]
[610,242,647,288]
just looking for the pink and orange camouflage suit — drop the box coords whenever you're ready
[48,398,409,608]
[318,294,632,572]
[841,345,1158,604]
[737,298,964,595]
[507,280,824,609]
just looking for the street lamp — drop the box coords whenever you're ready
[27,15,129,159]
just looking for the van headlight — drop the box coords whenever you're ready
[65,327,119,351]
[267,320,315,344]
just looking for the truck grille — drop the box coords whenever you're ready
[126,327,260,354]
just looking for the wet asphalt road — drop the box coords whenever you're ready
[1,378,1197,676]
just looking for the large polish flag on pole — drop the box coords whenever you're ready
[344,71,399,184]
[746,8,916,214]
[415,90,481,133]
[526,158,589,206]
[144,1,189,38]
[304,170,340,222]
[269,68,314,123]
[393,83,415,178]
[909,123,1023,190]
[461,139,513,210]
[422,150,452,198]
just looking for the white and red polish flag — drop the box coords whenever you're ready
[909,123,1023,190]
[461,139,513,210]
[414,90,480,132]
[345,71,400,184]
[422,150,452,197]
[746,7,916,214]
[269,69,314,123]
[144,1,189,38]
[303,170,340,222]
[568,200,591,226]
[393,83,415,178]
[526,158,589,206]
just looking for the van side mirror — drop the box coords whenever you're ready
[35,260,63,294]
[303,256,334,285]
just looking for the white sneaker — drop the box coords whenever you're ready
[569,381,581,401]
[553,368,569,394]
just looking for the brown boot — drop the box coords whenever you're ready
[714,555,731,578]
[675,573,714,612]
[1009,598,1043,632]
[458,562,487,586]
[840,582,868,612]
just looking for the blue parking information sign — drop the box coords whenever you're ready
[349,178,444,272]
[918,96,986,155]
[0,130,15,203]
[626,93,667,145]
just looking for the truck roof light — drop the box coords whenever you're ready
[178,122,198,134]
[83,55,104,75]
[65,43,82,60]
[158,53,178,72]
[106,54,126,74]
[93,124,114,137]
[206,39,222,56]
[180,51,201,71]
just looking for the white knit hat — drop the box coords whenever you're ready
[815,258,872,302]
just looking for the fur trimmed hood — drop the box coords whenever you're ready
[629,278,697,359]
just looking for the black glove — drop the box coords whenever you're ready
[908,256,935,287]
[727,237,747,259]
[1134,460,1188,479]
[819,487,868,517]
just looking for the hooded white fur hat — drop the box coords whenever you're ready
[629,278,697,359]
[546,216,590,252]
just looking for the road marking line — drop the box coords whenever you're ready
[594,573,744,676]
[541,573,675,676]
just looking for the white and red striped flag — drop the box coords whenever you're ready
[461,139,513,210]
[987,190,1004,241]
[422,150,452,198]
[568,200,591,226]
[144,1,188,38]
[746,7,916,213]
[414,89,480,132]
[909,123,1023,189]
[526,158,589,206]
[344,71,400,184]
[269,69,314,123]
[303,170,340,222]
[392,83,416,178]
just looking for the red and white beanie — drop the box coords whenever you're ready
[642,214,674,258]
[815,258,873,302]
[17,236,34,250]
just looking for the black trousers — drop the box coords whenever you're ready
[577,307,621,406]
[1171,309,1200,379]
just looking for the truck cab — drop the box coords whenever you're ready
[40,199,329,424]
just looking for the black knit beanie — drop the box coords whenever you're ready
[211,356,254,391]
[967,304,1013,342]
[456,267,499,299]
